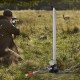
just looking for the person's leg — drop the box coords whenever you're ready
[10,40,19,54]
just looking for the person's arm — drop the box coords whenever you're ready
[1,19,20,35]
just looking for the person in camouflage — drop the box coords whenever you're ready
[0,9,21,65]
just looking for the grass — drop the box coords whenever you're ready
[0,10,80,80]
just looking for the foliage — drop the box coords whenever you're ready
[0,0,80,8]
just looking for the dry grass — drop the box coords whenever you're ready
[0,10,80,80]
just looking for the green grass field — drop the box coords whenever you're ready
[0,10,80,80]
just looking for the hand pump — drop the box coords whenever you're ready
[49,8,58,73]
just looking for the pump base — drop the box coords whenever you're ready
[49,64,58,73]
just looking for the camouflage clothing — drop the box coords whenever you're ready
[0,16,20,64]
